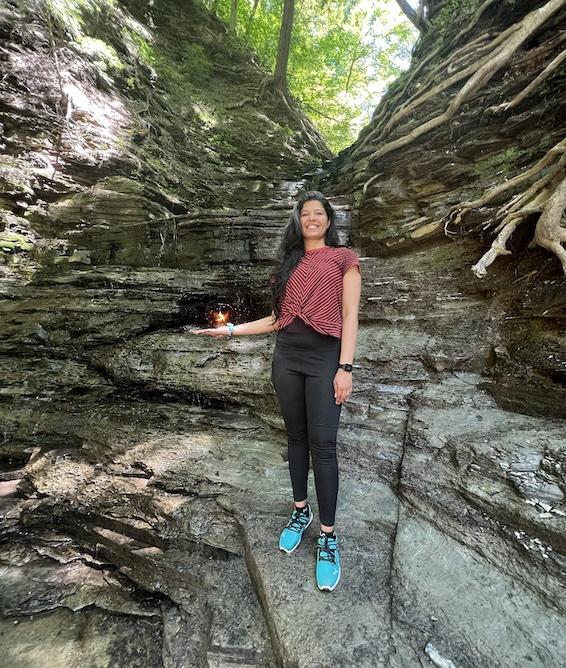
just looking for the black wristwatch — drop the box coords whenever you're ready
[338,363,353,372]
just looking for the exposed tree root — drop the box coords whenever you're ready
[361,0,565,178]
[437,135,566,277]
[227,75,277,109]
[528,176,566,273]
[487,48,566,114]
[355,32,494,157]
[355,0,501,155]
[381,30,504,128]
[224,76,331,157]
[471,175,566,278]
[257,78,331,157]
[470,186,552,277]
[343,1,566,280]
[225,97,255,110]
[470,171,566,278]
[276,88,332,158]
[359,33,514,162]
[446,138,566,229]
[445,0,501,53]
[494,157,566,229]
[257,74,277,100]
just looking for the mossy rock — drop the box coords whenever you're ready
[472,147,521,179]
[0,231,34,252]
[0,156,35,197]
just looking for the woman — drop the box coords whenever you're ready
[191,191,361,592]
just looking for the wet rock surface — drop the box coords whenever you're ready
[1,0,566,666]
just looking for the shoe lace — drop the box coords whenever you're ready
[286,509,309,533]
[318,535,337,563]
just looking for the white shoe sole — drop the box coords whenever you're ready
[279,508,313,554]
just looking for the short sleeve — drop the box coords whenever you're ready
[340,248,360,276]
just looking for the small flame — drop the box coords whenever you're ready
[212,310,229,326]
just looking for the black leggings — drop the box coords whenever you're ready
[271,329,342,526]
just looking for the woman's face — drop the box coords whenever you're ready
[299,199,330,241]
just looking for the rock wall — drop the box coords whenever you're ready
[0,0,327,279]
[1,0,565,666]
[315,0,566,664]
[322,0,566,419]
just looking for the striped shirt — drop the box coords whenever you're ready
[275,245,360,339]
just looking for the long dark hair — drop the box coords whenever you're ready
[270,191,341,319]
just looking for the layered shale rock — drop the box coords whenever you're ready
[1,0,566,666]
[323,0,566,419]
[315,1,566,664]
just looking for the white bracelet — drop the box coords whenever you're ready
[226,322,235,336]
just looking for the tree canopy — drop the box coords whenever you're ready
[206,0,417,152]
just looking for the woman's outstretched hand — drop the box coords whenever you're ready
[186,326,230,339]
[333,368,353,405]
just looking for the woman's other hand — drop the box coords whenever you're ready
[186,326,230,339]
[333,368,352,405]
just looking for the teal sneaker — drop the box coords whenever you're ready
[316,532,341,591]
[279,504,312,554]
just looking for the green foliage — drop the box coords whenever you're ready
[47,0,417,154]
[204,0,417,153]
[122,27,156,67]
[179,43,214,82]
[431,0,483,34]
[149,40,212,88]
[47,0,134,83]
[75,35,124,72]
[46,0,116,39]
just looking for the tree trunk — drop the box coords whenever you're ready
[345,28,364,93]
[230,0,238,33]
[245,0,261,38]
[394,0,427,32]
[273,0,295,93]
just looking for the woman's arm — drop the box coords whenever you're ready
[232,311,278,336]
[339,267,361,364]
[334,266,361,405]
[190,311,278,338]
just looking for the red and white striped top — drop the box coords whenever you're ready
[274,245,361,339]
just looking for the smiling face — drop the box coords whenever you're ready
[299,199,330,242]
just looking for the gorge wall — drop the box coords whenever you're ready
[324,0,566,419]
[1,0,565,667]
